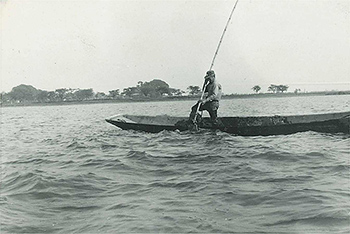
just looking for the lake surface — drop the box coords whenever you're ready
[1,95,349,233]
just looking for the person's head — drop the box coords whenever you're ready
[204,70,215,83]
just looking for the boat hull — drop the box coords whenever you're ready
[105,119,180,133]
[105,111,350,136]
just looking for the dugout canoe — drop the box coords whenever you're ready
[105,111,350,136]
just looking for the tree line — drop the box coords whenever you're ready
[252,84,291,93]
[119,79,185,97]
[0,79,202,104]
[1,85,97,104]
[1,79,296,105]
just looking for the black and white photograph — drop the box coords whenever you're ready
[1,0,349,233]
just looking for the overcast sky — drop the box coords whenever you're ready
[1,0,349,94]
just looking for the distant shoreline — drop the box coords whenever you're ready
[1,91,349,108]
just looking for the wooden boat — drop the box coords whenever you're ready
[105,111,350,136]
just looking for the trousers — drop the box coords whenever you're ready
[189,100,219,123]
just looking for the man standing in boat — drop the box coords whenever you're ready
[189,70,222,126]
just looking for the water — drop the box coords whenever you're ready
[1,95,349,233]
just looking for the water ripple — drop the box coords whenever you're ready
[1,100,349,233]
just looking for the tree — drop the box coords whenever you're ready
[278,85,289,93]
[294,88,301,94]
[47,91,57,102]
[119,79,178,98]
[9,84,39,102]
[268,84,289,93]
[96,92,107,99]
[268,84,278,93]
[108,89,120,98]
[121,87,140,97]
[137,81,143,87]
[139,85,153,97]
[252,85,261,93]
[64,89,77,101]
[37,90,49,102]
[169,88,185,96]
[156,86,171,96]
[139,79,170,97]
[74,88,94,100]
[0,92,12,104]
[187,86,201,95]
[55,88,68,101]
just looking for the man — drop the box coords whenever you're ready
[189,70,222,126]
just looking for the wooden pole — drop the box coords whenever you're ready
[192,0,239,125]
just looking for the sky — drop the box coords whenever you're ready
[1,0,349,94]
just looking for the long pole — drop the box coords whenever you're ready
[193,0,239,125]
[209,0,239,70]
